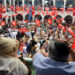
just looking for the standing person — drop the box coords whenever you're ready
[36,26,41,38]
[40,28,45,39]
[31,26,35,39]
[0,14,2,22]
[33,39,75,75]
[28,2,33,22]
[0,37,28,75]
[31,38,37,47]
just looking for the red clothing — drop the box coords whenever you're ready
[73,7,75,16]
[72,38,75,50]
[0,7,2,13]
[0,14,2,20]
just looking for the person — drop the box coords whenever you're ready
[28,1,33,22]
[10,31,17,39]
[33,39,75,75]
[0,37,28,75]
[31,26,35,39]
[31,38,37,47]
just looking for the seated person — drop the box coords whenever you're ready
[33,39,75,75]
[0,37,28,75]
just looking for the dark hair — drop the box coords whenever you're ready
[56,15,62,19]
[64,15,73,25]
[29,1,32,5]
[44,15,52,20]
[48,40,70,62]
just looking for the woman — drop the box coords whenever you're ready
[0,37,28,75]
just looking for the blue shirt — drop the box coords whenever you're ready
[33,53,75,75]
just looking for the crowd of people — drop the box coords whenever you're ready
[0,14,75,75]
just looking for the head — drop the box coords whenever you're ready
[64,15,73,25]
[29,1,32,5]
[48,40,70,62]
[0,37,19,57]
[32,38,35,40]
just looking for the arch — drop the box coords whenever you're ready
[16,14,23,21]
[35,14,42,20]
[44,15,52,20]
[25,14,33,21]
[64,15,73,25]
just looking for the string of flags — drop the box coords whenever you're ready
[0,6,75,18]
[0,5,75,49]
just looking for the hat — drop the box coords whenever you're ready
[48,40,70,61]
[0,37,17,55]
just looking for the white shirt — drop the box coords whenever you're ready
[10,32,17,39]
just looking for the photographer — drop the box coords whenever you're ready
[33,39,75,75]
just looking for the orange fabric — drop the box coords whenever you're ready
[48,19,52,25]
[1,21,5,26]
[72,38,75,50]
[35,20,40,26]
[12,21,16,26]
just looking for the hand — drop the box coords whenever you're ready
[41,51,48,57]
[35,49,48,57]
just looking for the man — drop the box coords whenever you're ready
[10,31,17,39]
[31,38,37,47]
[33,39,75,75]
